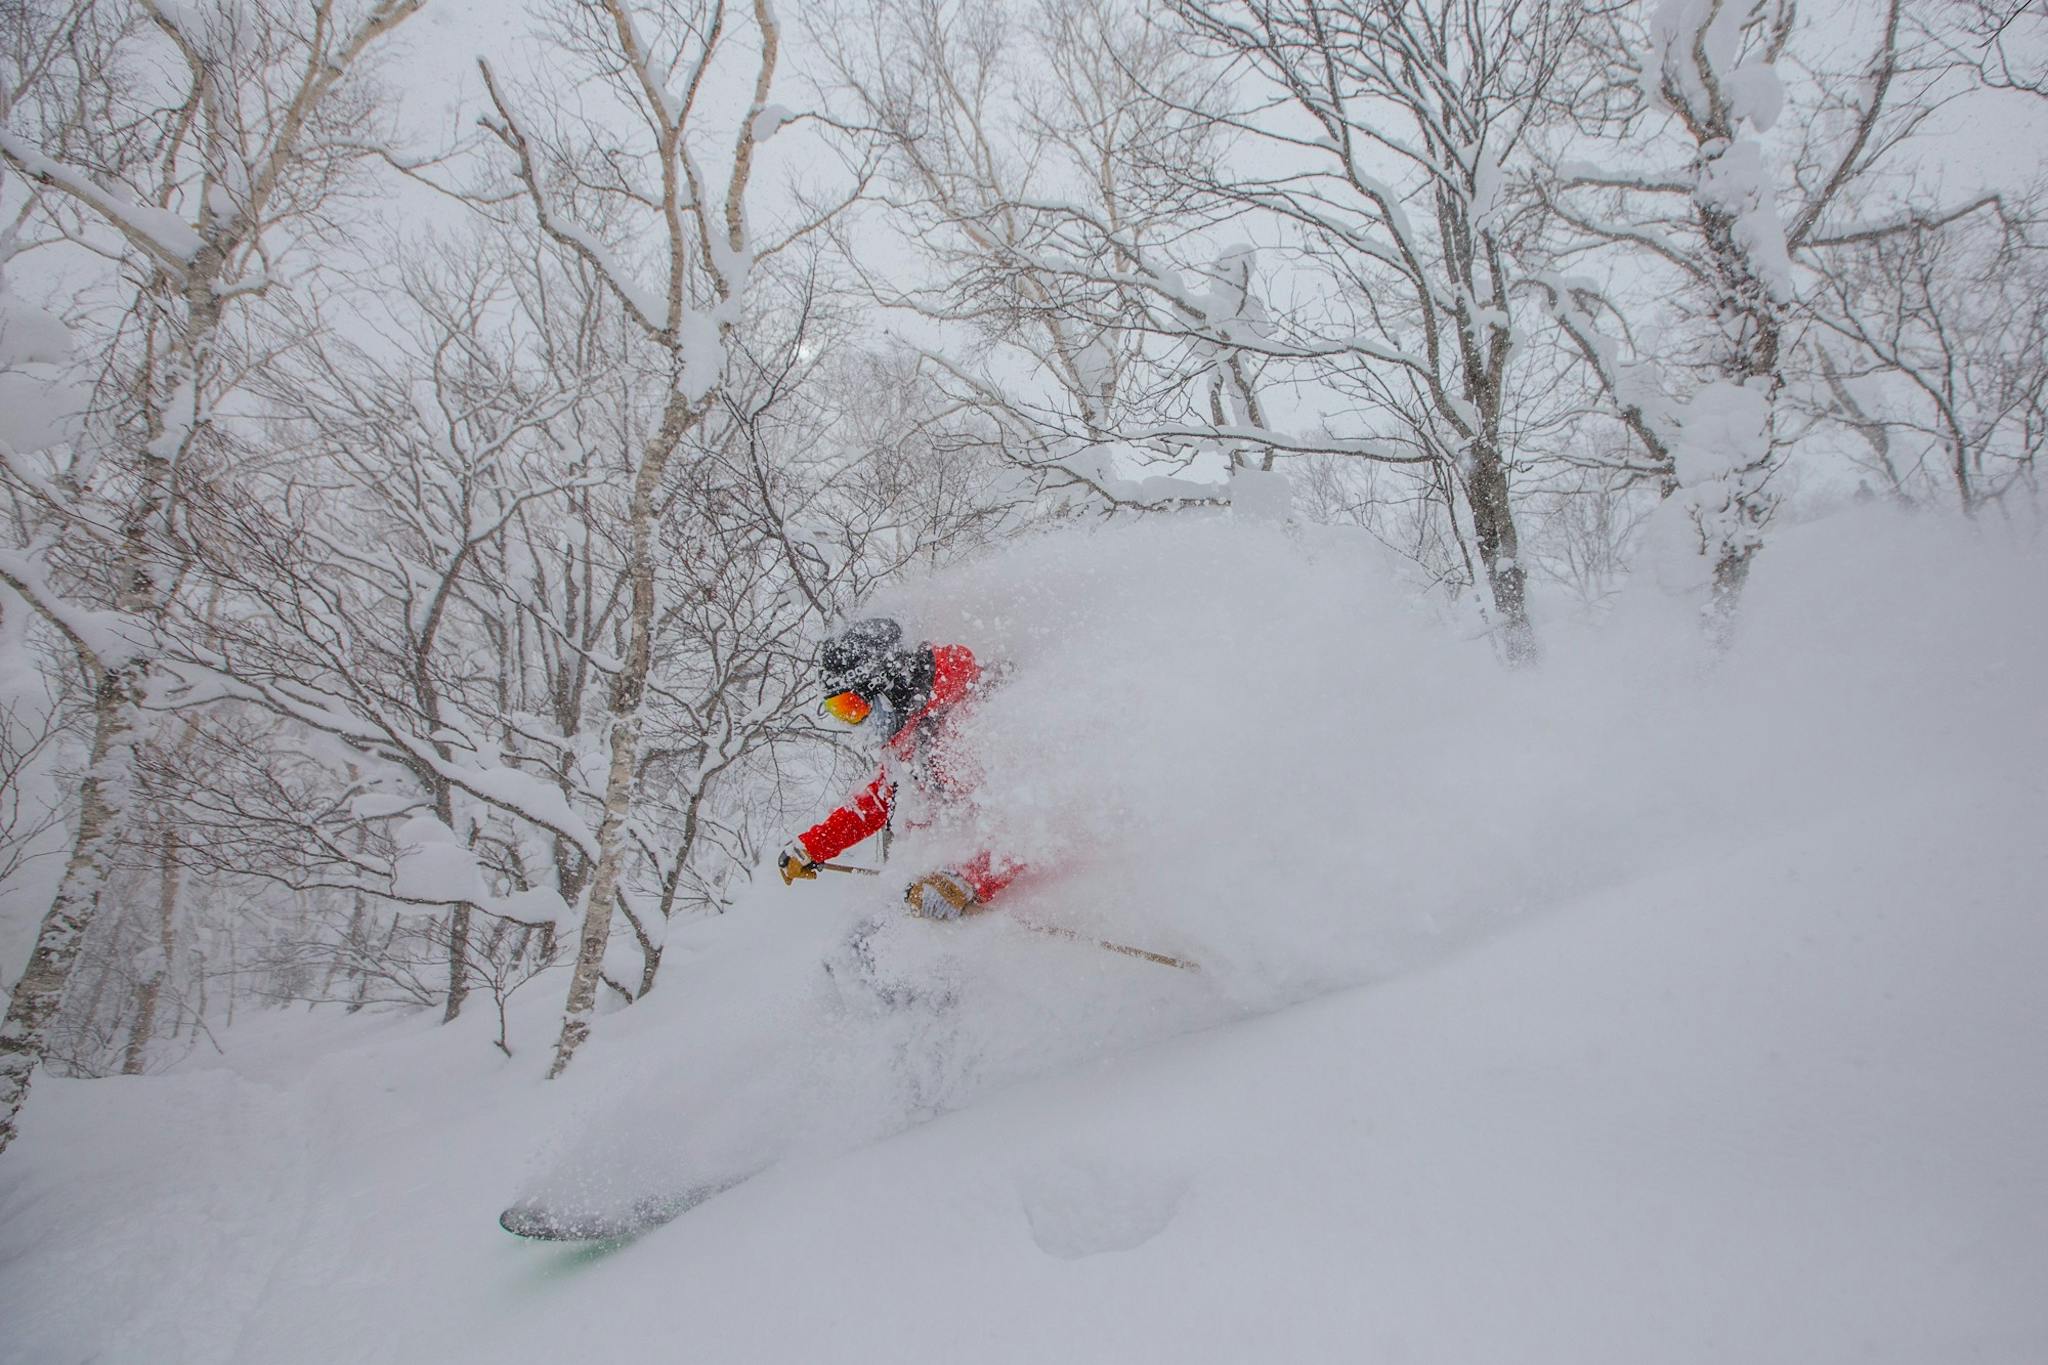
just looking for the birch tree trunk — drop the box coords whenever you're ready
[121,827,181,1074]
[548,391,698,1077]
[0,668,128,1151]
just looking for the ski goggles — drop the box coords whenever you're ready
[821,689,873,726]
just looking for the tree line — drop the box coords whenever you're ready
[0,0,2040,1151]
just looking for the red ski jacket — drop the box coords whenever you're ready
[798,644,1017,901]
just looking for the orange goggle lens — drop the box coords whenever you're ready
[821,690,872,725]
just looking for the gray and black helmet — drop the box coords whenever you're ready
[821,617,934,719]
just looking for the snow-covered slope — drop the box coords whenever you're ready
[2,508,2044,1364]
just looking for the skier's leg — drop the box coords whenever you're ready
[959,850,1025,904]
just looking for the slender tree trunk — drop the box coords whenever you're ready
[189,947,206,1039]
[327,893,366,999]
[548,713,645,1078]
[1464,442,1536,667]
[442,905,472,1024]
[547,391,697,1079]
[121,828,180,1074]
[432,786,473,1024]
[619,889,663,1000]
[351,917,399,1015]
[79,954,114,1049]
[1691,123,1787,644]
[120,979,159,1075]
[332,822,372,1003]
[0,667,133,1153]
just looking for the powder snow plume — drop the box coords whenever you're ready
[870,506,2048,1010]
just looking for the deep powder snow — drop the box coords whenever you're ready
[1,507,2043,1364]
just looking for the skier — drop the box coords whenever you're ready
[778,618,1020,918]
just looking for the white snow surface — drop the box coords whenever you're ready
[2,509,2045,1363]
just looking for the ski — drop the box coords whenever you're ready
[498,1174,751,1243]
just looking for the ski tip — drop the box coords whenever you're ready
[499,1175,752,1243]
[499,1204,634,1243]
[499,1203,578,1241]
[497,1192,696,1243]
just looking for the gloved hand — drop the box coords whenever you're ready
[904,870,977,920]
[778,840,817,885]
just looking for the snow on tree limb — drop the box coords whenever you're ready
[0,131,205,273]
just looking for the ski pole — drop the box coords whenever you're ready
[813,862,1199,973]
[1012,920,1202,973]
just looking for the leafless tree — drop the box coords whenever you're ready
[816,0,1261,513]
[0,0,426,1155]
[1131,0,1601,662]
[1529,0,2006,637]
[1939,0,2048,100]
[1804,205,2044,516]
[470,0,877,1076]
